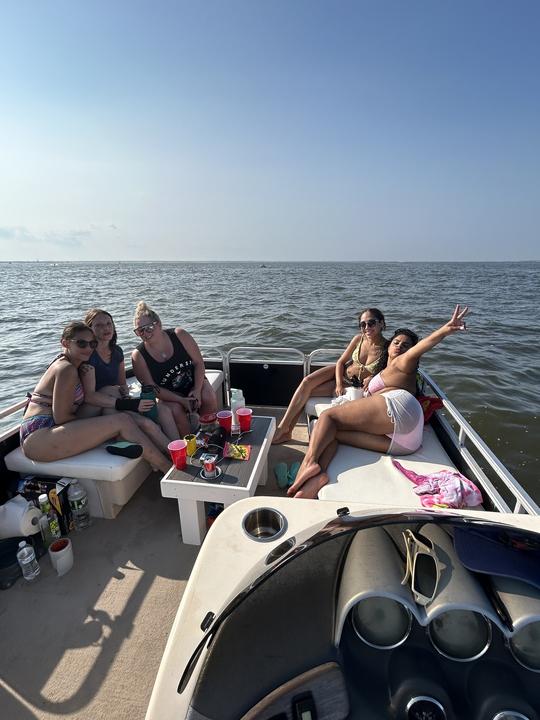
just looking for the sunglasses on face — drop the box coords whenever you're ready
[74,339,98,349]
[134,322,156,337]
[401,529,442,606]
[360,318,379,329]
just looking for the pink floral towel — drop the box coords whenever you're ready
[392,459,483,509]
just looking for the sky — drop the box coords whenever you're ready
[0,1,539,262]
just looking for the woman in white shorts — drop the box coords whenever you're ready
[288,305,469,498]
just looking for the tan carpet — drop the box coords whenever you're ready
[0,410,308,720]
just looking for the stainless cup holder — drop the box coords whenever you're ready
[242,507,287,542]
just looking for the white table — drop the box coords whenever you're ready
[160,416,276,545]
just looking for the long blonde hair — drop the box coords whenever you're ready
[133,301,160,326]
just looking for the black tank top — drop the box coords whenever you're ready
[137,329,195,395]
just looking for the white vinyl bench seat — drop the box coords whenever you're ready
[6,370,224,519]
[319,425,457,507]
[304,393,478,509]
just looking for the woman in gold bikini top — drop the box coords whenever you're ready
[272,307,389,444]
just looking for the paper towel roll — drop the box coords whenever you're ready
[0,495,42,539]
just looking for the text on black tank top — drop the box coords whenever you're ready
[137,329,195,395]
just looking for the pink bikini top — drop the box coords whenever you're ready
[364,372,386,396]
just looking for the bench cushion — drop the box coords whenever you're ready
[6,369,225,518]
[318,425,456,506]
[5,444,142,482]
[305,396,333,418]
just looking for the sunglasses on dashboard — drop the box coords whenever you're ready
[401,529,442,606]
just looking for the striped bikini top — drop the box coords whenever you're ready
[26,382,84,409]
[26,353,85,409]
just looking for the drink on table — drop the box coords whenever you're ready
[230,388,245,434]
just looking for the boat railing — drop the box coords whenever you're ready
[419,370,538,515]
[306,349,538,516]
[1,346,537,516]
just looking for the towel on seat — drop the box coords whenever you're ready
[392,459,483,509]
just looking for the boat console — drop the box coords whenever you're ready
[178,510,540,720]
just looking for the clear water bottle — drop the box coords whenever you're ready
[38,493,62,543]
[230,388,245,434]
[68,479,91,530]
[17,540,40,582]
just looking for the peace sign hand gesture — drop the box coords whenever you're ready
[444,304,470,335]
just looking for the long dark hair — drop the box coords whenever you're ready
[62,321,95,342]
[390,328,419,346]
[376,327,420,379]
[84,308,117,350]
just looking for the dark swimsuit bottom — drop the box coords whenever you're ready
[20,414,56,443]
[20,375,84,444]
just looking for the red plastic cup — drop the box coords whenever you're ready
[216,410,233,433]
[168,439,188,470]
[237,407,253,432]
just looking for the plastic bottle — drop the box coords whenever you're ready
[17,540,40,581]
[38,493,62,544]
[230,388,245,434]
[140,384,159,422]
[68,479,91,531]
[39,509,55,548]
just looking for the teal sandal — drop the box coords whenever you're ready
[287,461,301,487]
[273,462,289,490]
[106,441,143,459]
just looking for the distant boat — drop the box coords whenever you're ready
[260,263,267,268]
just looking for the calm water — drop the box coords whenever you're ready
[1,261,538,501]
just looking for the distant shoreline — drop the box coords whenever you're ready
[1,259,538,265]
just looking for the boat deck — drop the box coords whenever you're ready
[0,408,303,720]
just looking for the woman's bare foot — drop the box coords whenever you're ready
[272,426,293,445]
[293,471,329,499]
[287,460,320,496]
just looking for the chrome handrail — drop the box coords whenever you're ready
[306,348,343,374]
[0,347,536,515]
[0,399,26,421]
[420,370,539,515]
[225,346,306,404]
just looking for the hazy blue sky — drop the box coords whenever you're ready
[1,1,539,261]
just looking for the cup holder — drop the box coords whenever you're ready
[242,507,287,542]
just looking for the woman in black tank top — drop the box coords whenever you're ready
[131,302,218,436]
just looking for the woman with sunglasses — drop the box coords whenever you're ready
[287,305,470,499]
[131,301,218,436]
[20,321,172,474]
[78,308,179,449]
[272,308,388,444]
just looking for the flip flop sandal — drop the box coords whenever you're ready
[287,461,301,487]
[273,462,289,490]
[106,441,143,459]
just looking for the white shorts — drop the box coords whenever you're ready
[382,389,423,455]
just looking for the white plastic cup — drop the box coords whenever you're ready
[48,537,74,577]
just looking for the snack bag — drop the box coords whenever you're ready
[223,442,251,461]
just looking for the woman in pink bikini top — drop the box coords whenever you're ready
[288,305,470,499]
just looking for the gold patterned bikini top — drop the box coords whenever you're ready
[351,336,386,374]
